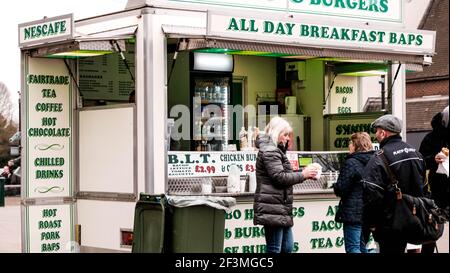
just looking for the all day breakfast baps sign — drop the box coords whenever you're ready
[207,12,436,55]
[169,0,403,23]
[19,14,73,48]
[25,57,72,198]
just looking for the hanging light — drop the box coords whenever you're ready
[30,39,126,59]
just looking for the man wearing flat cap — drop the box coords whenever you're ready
[361,114,426,253]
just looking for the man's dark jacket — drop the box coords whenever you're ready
[362,135,426,239]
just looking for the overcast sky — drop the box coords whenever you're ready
[0,0,127,121]
[0,0,429,122]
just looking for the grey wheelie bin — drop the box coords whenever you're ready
[131,193,235,253]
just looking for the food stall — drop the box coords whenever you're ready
[18,0,435,252]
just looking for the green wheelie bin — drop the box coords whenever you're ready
[131,194,168,253]
[131,193,235,253]
[0,177,5,207]
[166,198,227,253]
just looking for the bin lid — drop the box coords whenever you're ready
[166,195,236,213]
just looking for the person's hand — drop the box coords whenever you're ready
[2,166,10,174]
[254,127,260,138]
[302,166,318,180]
[435,152,447,164]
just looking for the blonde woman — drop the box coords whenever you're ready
[333,132,374,253]
[253,116,318,253]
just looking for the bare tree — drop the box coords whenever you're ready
[0,81,14,123]
[0,82,18,165]
[0,112,16,157]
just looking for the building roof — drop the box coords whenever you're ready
[363,97,389,112]
[406,98,449,131]
[407,0,449,81]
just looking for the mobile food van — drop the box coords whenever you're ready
[19,0,435,252]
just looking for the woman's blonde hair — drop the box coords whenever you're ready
[265,116,293,146]
[350,132,373,152]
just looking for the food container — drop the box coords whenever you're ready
[215,186,227,193]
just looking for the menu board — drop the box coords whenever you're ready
[329,75,359,114]
[325,112,383,151]
[223,199,376,253]
[168,151,306,178]
[78,41,135,101]
[25,57,72,198]
[168,151,257,178]
[25,204,75,253]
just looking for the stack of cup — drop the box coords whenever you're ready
[201,178,212,194]
[240,178,246,193]
[248,172,257,192]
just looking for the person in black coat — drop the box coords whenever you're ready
[419,107,449,211]
[362,115,426,253]
[419,106,449,254]
[333,132,375,253]
[253,117,318,253]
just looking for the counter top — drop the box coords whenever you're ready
[168,176,336,197]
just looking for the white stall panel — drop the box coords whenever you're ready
[79,106,134,193]
[77,200,135,251]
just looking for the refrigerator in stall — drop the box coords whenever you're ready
[190,52,235,151]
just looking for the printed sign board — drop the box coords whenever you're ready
[330,76,359,114]
[168,151,258,178]
[164,0,404,23]
[325,113,383,151]
[25,57,72,198]
[24,203,75,253]
[208,12,435,55]
[224,199,364,253]
[168,151,305,177]
[78,41,135,101]
[19,14,73,48]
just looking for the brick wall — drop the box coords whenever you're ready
[406,79,449,98]
[407,99,449,131]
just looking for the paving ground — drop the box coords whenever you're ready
[1,196,448,253]
[0,197,21,253]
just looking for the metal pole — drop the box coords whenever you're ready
[379,76,385,111]
[18,91,21,153]
[387,62,393,113]
[18,91,21,127]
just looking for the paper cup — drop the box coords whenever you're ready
[315,169,322,180]
[240,179,247,193]
[201,183,212,194]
